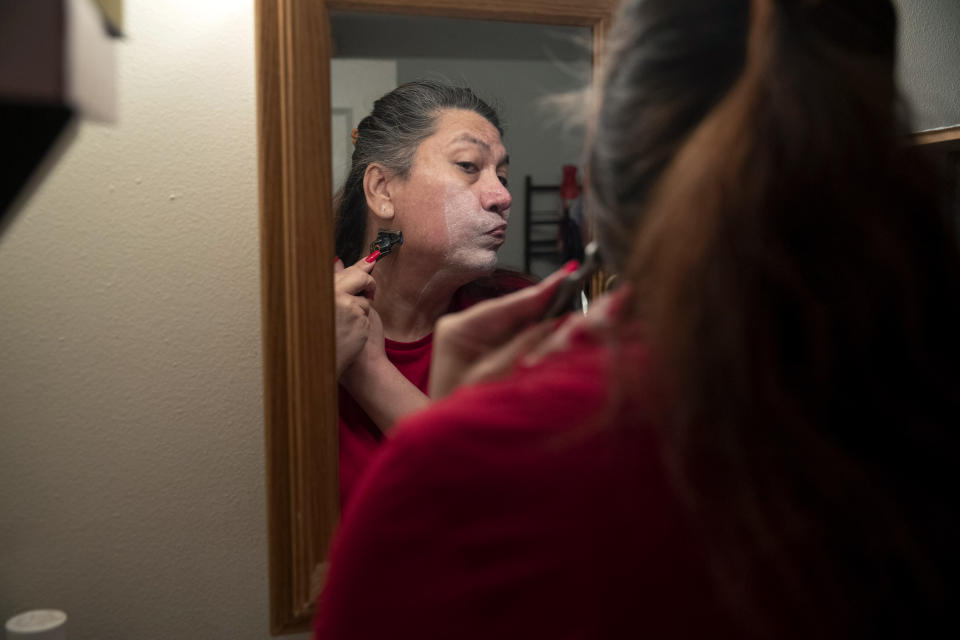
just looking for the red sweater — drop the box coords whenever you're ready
[318,331,740,638]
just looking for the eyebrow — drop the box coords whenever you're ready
[449,133,510,168]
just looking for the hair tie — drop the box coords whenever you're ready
[351,127,359,146]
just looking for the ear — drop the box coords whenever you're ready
[363,163,396,223]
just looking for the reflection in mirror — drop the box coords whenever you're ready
[331,12,592,279]
[258,0,618,630]
[329,12,595,511]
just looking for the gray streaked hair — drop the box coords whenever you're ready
[334,80,503,264]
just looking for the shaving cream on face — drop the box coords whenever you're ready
[442,183,504,272]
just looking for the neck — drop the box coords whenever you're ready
[371,254,479,342]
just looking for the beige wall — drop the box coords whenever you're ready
[0,1,307,638]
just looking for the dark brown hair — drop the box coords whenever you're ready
[591,0,960,636]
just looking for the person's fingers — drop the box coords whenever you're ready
[334,255,374,286]
[466,320,555,384]
[335,294,373,329]
[432,320,554,399]
[336,268,377,299]
[348,256,378,297]
[354,296,371,316]
[484,263,573,316]
[519,320,575,369]
[523,285,633,368]
[476,262,576,321]
[437,261,578,340]
[352,254,378,272]
[349,299,371,321]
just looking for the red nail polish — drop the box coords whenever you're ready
[562,259,579,273]
[365,250,381,263]
[333,256,340,264]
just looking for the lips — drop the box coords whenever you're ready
[487,224,507,241]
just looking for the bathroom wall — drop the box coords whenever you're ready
[0,1,307,638]
[894,0,960,131]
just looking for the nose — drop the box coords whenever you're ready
[480,174,511,219]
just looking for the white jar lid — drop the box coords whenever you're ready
[5,610,67,639]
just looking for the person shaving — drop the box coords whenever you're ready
[332,80,532,507]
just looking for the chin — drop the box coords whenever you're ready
[446,248,498,274]
[469,252,499,275]
[439,247,501,285]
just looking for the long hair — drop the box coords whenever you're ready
[591,0,960,636]
[334,80,502,264]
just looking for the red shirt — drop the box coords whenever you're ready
[317,330,740,638]
[338,335,433,508]
[338,272,534,508]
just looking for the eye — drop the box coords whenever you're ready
[457,162,479,173]
[498,175,509,188]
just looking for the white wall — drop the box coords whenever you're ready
[0,2,308,639]
[895,0,960,131]
[330,59,398,192]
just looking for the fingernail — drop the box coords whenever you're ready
[562,259,579,273]
[333,256,340,264]
[365,250,381,263]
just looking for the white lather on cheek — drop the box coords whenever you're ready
[442,184,487,255]
[439,183,502,274]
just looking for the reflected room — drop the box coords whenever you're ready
[330,12,592,278]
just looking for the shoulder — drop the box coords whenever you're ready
[315,336,713,637]
[339,336,630,535]
[396,334,624,447]
[343,334,654,542]
[350,318,653,530]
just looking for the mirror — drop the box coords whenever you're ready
[256,0,617,633]
[257,1,960,633]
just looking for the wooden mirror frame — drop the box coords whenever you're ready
[255,0,618,633]
[913,124,960,152]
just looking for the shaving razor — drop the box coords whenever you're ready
[542,241,601,319]
[369,229,403,260]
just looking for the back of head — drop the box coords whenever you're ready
[334,80,502,264]
[589,0,960,636]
